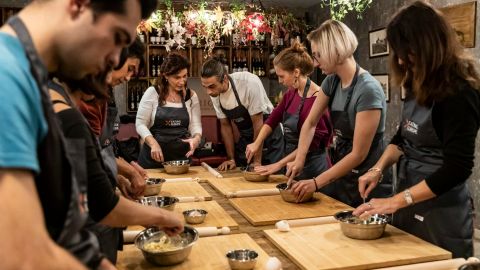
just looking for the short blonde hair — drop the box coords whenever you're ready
[307,20,358,66]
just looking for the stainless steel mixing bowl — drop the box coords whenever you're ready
[334,210,388,240]
[134,226,198,266]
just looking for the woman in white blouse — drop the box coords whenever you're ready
[136,53,202,168]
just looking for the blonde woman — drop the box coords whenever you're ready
[287,20,392,206]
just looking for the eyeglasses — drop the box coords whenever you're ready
[311,52,320,63]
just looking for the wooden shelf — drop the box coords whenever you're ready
[126,32,273,113]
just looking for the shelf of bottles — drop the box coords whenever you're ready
[126,79,149,113]
[126,29,273,113]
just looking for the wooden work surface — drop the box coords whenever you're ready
[128,201,238,231]
[119,182,300,270]
[153,181,212,200]
[207,176,279,195]
[264,223,451,270]
[146,166,218,181]
[229,193,351,225]
[117,234,270,270]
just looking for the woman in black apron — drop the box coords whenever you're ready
[246,42,333,192]
[353,2,480,258]
[288,20,392,206]
[137,53,202,168]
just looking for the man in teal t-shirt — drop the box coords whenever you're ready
[0,0,157,269]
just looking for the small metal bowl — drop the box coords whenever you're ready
[183,209,208,224]
[243,169,268,182]
[135,226,198,266]
[162,160,190,175]
[276,183,314,203]
[226,249,258,270]
[334,210,388,240]
[144,178,166,196]
[138,196,179,211]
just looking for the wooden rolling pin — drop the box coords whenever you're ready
[275,216,337,231]
[176,196,205,203]
[201,162,223,178]
[374,258,474,270]
[123,230,141,243]
[163,177,196,183]
[226,188,279,198]
[122,226,231,243]
[196,226,231,237]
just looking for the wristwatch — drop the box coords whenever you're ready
[404,189,414,205]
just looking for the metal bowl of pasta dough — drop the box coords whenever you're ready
[144,178,166,196]
[135,226,198,266]
[226,249,258,270]
[138,196,179,211]
[276,183,313,203]
[334,210,388,240]
[162,160,190,174]
[183,209,208,224]
[242,167,268,182]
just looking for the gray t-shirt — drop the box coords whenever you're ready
[321,72,386,134]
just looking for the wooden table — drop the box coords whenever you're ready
[264,223,451,270]
[146,166,219,182]
[207,176,278,196]
[117,234,271,270]
[158,182,212,200]
[229,193,351,225]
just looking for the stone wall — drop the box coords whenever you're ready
[307,0,480,227]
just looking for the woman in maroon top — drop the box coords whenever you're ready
[246,42,333,189]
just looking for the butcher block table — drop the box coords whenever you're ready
[172,200,239,229]
[158,182,212,200]
[264,223,451,270]
[117,233,270,270]
[229,193,351,225]
[146,166,220,182]
[207,176,279,196]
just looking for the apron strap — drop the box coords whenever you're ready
[328,64,360,111]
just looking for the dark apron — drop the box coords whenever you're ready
[49,81,122,264]
[220,76,284,166]
[328,65,392,207]
[8,16,101,268]
[138,91,191,168]
[99,91,118,180]
[393,94,473,258]
[282,79,331,192]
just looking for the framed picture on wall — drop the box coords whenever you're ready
[373,74,390,103]
[440,1,477,48]
[369,28,389,57]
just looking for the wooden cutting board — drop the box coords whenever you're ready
[229,194,351,225]
[207,176,278,196]
[146,166,218,182]
[156,182,212,200]
[128,201,238,231]
[117,233,270,270]
[264,223,451,270]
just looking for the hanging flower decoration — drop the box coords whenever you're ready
[136,0,370,57]
[240,13,270,43]
[321,0,373,21]
[163,14,187,52]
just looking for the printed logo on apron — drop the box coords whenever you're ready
[403,119,418,135]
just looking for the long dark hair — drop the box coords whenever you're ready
[387,1,480,106]
[154,53,190,105]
